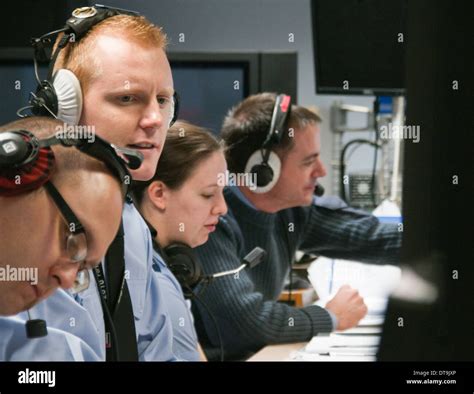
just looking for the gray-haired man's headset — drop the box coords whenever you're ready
[17,4,179,128]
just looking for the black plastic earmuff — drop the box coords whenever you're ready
[0,130,55,196]
[244,94,292,194]
[249,161,275,188]
[170,92,180,128]
[149,226,267,300]
[0,130,41,168]
[161,243,203,298]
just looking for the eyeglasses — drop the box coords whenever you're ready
[44,181,90,294]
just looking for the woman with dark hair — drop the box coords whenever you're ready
[133,120,227,361]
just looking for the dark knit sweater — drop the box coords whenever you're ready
[193,188,401,360]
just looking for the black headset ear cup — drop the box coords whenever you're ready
[31,81,59,117]
[169,92,180,127]
[244,150,281,193]
[242,94,290,194]
[0,131,56,197]
[251,163,274,187]
[164,243,202,290]
[0,131,34,167]
[31,70,83,125]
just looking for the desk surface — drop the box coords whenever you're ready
[248,342,306,361]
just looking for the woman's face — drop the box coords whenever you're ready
[161,151,228,247]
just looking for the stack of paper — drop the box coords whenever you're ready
[301,228,402,361]
[290,352,376,362]
[308,257,401,302]
[336,325,382,335]
[304,332,381,359]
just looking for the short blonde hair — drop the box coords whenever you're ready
[54,15,168,92]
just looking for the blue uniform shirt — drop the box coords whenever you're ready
[75,202,177,360]
[152,249,200,361]
[0,316,101,361]
[0,288,101,361]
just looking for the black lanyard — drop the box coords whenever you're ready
[93,263,108,303]
[93,260,125,315]
[93,220,138,361]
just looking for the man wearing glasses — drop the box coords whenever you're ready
[0,116,134,360]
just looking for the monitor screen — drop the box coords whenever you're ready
[311,0,407,95]
[171,62,247,134]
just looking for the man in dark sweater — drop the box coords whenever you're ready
[193,93,401,360]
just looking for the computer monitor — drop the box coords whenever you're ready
[169,53,256,134]
[311,0,407,96]
[377,0,472,361]
[171,63,245,134]
[168,52,297,134]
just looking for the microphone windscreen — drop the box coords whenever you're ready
[314,184,325,197]
[25,319,48,338]
[243,247,267,269]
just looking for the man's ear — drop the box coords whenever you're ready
[147,180,168,211]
